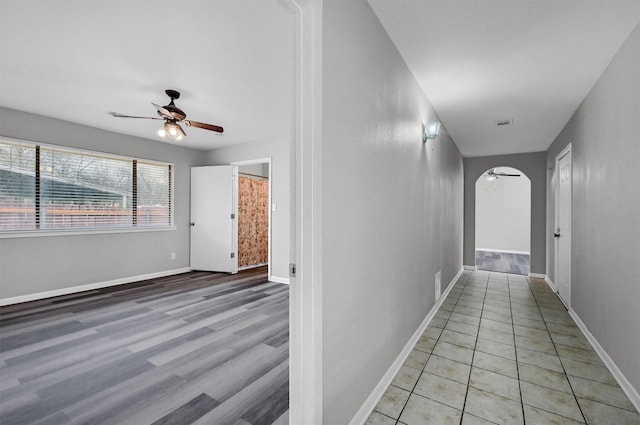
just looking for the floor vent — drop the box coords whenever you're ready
[435,271,442,301]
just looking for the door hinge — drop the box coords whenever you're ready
[289,263,296,278]
[230,213,235,219]
[231,253,235,259]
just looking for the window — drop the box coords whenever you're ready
[0,142,36,230]
[0,139,173,233]
[136,161,172,227]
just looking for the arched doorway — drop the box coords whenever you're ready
[475,166,531,274]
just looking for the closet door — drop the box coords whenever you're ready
[190,165,238,273]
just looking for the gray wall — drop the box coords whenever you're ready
[0,107,201,299]
[322,1,464,423]
[464,152,546,273]
[546,23,640,391]
[205,139,290,280]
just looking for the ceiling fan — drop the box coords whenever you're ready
[485,168,521,181]
[109,89,223,141]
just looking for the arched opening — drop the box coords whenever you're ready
[475,166,531,274]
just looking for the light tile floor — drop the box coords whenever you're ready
[365,270,640,425]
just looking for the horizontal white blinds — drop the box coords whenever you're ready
[0,143,36,230]
[0,139,173,233]
[137,161,171,226]
[39,147,133,229]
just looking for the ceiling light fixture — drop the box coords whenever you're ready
[423,121,441,142]
[158,121,186,141]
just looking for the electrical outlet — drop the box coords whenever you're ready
[170,252,176,260]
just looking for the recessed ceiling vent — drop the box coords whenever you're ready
[495,118,513,127]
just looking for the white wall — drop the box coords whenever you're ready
[0,107,201,299]
[546,23,640,394]
[322,1,464,423]
[475,167,531,253]
[204,139,290,281]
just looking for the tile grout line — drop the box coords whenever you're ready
[457,271,489,425]
[508,273,528,425]
[392,274,459,425]
[526,275,589,425]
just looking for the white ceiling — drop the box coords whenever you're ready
[368,0,640,157]
[0,0,295,151]
[3,1,640,157]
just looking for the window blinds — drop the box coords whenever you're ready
[0,139,173,233]
[0,142,36,230]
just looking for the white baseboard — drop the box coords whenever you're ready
[0,267,191,306]
[569,309,640,412]
[463,264,477,271]
[538,275,639,411]
[544,275,558,292]
[476,248,530,255]
[349,266,464,425]
[269,276,290,285]
[528,272,546,279]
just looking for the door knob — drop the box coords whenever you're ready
[554,232,560,238]
[190,222,195,227]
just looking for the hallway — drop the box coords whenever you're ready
[366,271,640,425]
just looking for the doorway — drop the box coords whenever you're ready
[475,166,531,275]
[555,144,572,307]
[233,159,272,275]
[190,158,273,279]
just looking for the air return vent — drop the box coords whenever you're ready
[435,271,442,301]
[495,118,513,127]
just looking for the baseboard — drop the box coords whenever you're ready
[0,267,191,306]
[569,309,640,412]
[463,264,477,271]
[269,276,290,285]
[528,272,546,279]
[540,275,640,411]
[544,275,558,292]
[349,266,463,425]
[476,248,530,255]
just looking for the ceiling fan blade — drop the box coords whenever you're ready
[152,103,173,119]
[184,120,224,133]
[496,173,521,177]
[109,112,163,120]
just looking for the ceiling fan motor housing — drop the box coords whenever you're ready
[161,90,186,120]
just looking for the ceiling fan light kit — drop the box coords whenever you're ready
[157,121,185,141]
[110,89,224,142]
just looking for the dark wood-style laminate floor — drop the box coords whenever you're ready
[0,267,289,425]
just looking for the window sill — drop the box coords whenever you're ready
[0,226,178,239]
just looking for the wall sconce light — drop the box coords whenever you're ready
[423,121,441,142]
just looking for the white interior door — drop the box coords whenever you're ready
[190,165,238,273]
[556,147,572,307]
